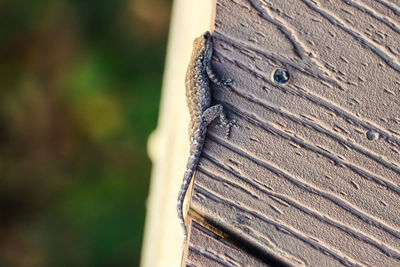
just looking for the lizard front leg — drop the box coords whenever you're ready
[202,104,236,138]
[206,66,234,90]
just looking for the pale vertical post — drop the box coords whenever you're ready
[140,1,216,266]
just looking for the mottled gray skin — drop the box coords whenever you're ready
[177,32,235,240]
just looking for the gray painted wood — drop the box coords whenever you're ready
[186,220,270,266]
[188,0,400,266]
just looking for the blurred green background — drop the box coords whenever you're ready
[0,0,171,266]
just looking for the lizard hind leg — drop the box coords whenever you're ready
[202,104,236,138]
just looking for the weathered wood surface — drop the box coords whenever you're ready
[186,220,270,266]
[187,0,400,266]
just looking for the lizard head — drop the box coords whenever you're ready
[192,31,212,64]
[203,31,211,40]
[193,31,211,45]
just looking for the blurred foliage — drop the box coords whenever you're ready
[0,0,171,266]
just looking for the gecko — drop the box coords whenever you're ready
[177,31,236,240]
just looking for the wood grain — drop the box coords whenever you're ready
[186,220,270,266]
[188,0,400,266]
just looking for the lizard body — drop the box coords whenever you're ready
[177,31,235,240]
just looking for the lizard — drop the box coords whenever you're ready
[177,31,236,240]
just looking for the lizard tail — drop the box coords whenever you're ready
[177,133,205,240]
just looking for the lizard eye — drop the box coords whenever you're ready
[203,31,211,40]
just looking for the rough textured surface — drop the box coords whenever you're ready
[186,220,270,266]
[188,0,400,266]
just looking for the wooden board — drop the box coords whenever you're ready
[186,220,271,266]
[188,0,400,266]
